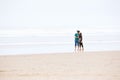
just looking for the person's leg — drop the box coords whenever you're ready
[78,42,81,50]
[80,42,82,50]
[75,41,77,50]
[81,42,84,50]
[75,40,79,52]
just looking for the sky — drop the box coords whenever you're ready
[0,0,120,34]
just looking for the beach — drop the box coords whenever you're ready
[0,51,120,80]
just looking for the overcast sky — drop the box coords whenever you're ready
[0,0,120,31]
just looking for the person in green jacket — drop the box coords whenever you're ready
[74,30,80,51]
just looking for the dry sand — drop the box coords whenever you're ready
[0,51,120,80]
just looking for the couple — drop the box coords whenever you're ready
[74,30,84,51]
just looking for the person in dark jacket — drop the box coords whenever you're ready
[78,31,84,51]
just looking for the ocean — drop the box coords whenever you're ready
[0,32,120,55]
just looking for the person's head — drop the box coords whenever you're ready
[77,30,80,33]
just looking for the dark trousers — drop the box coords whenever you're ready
[79,42,84,48]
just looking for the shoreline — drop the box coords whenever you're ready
[0,50,120,56]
